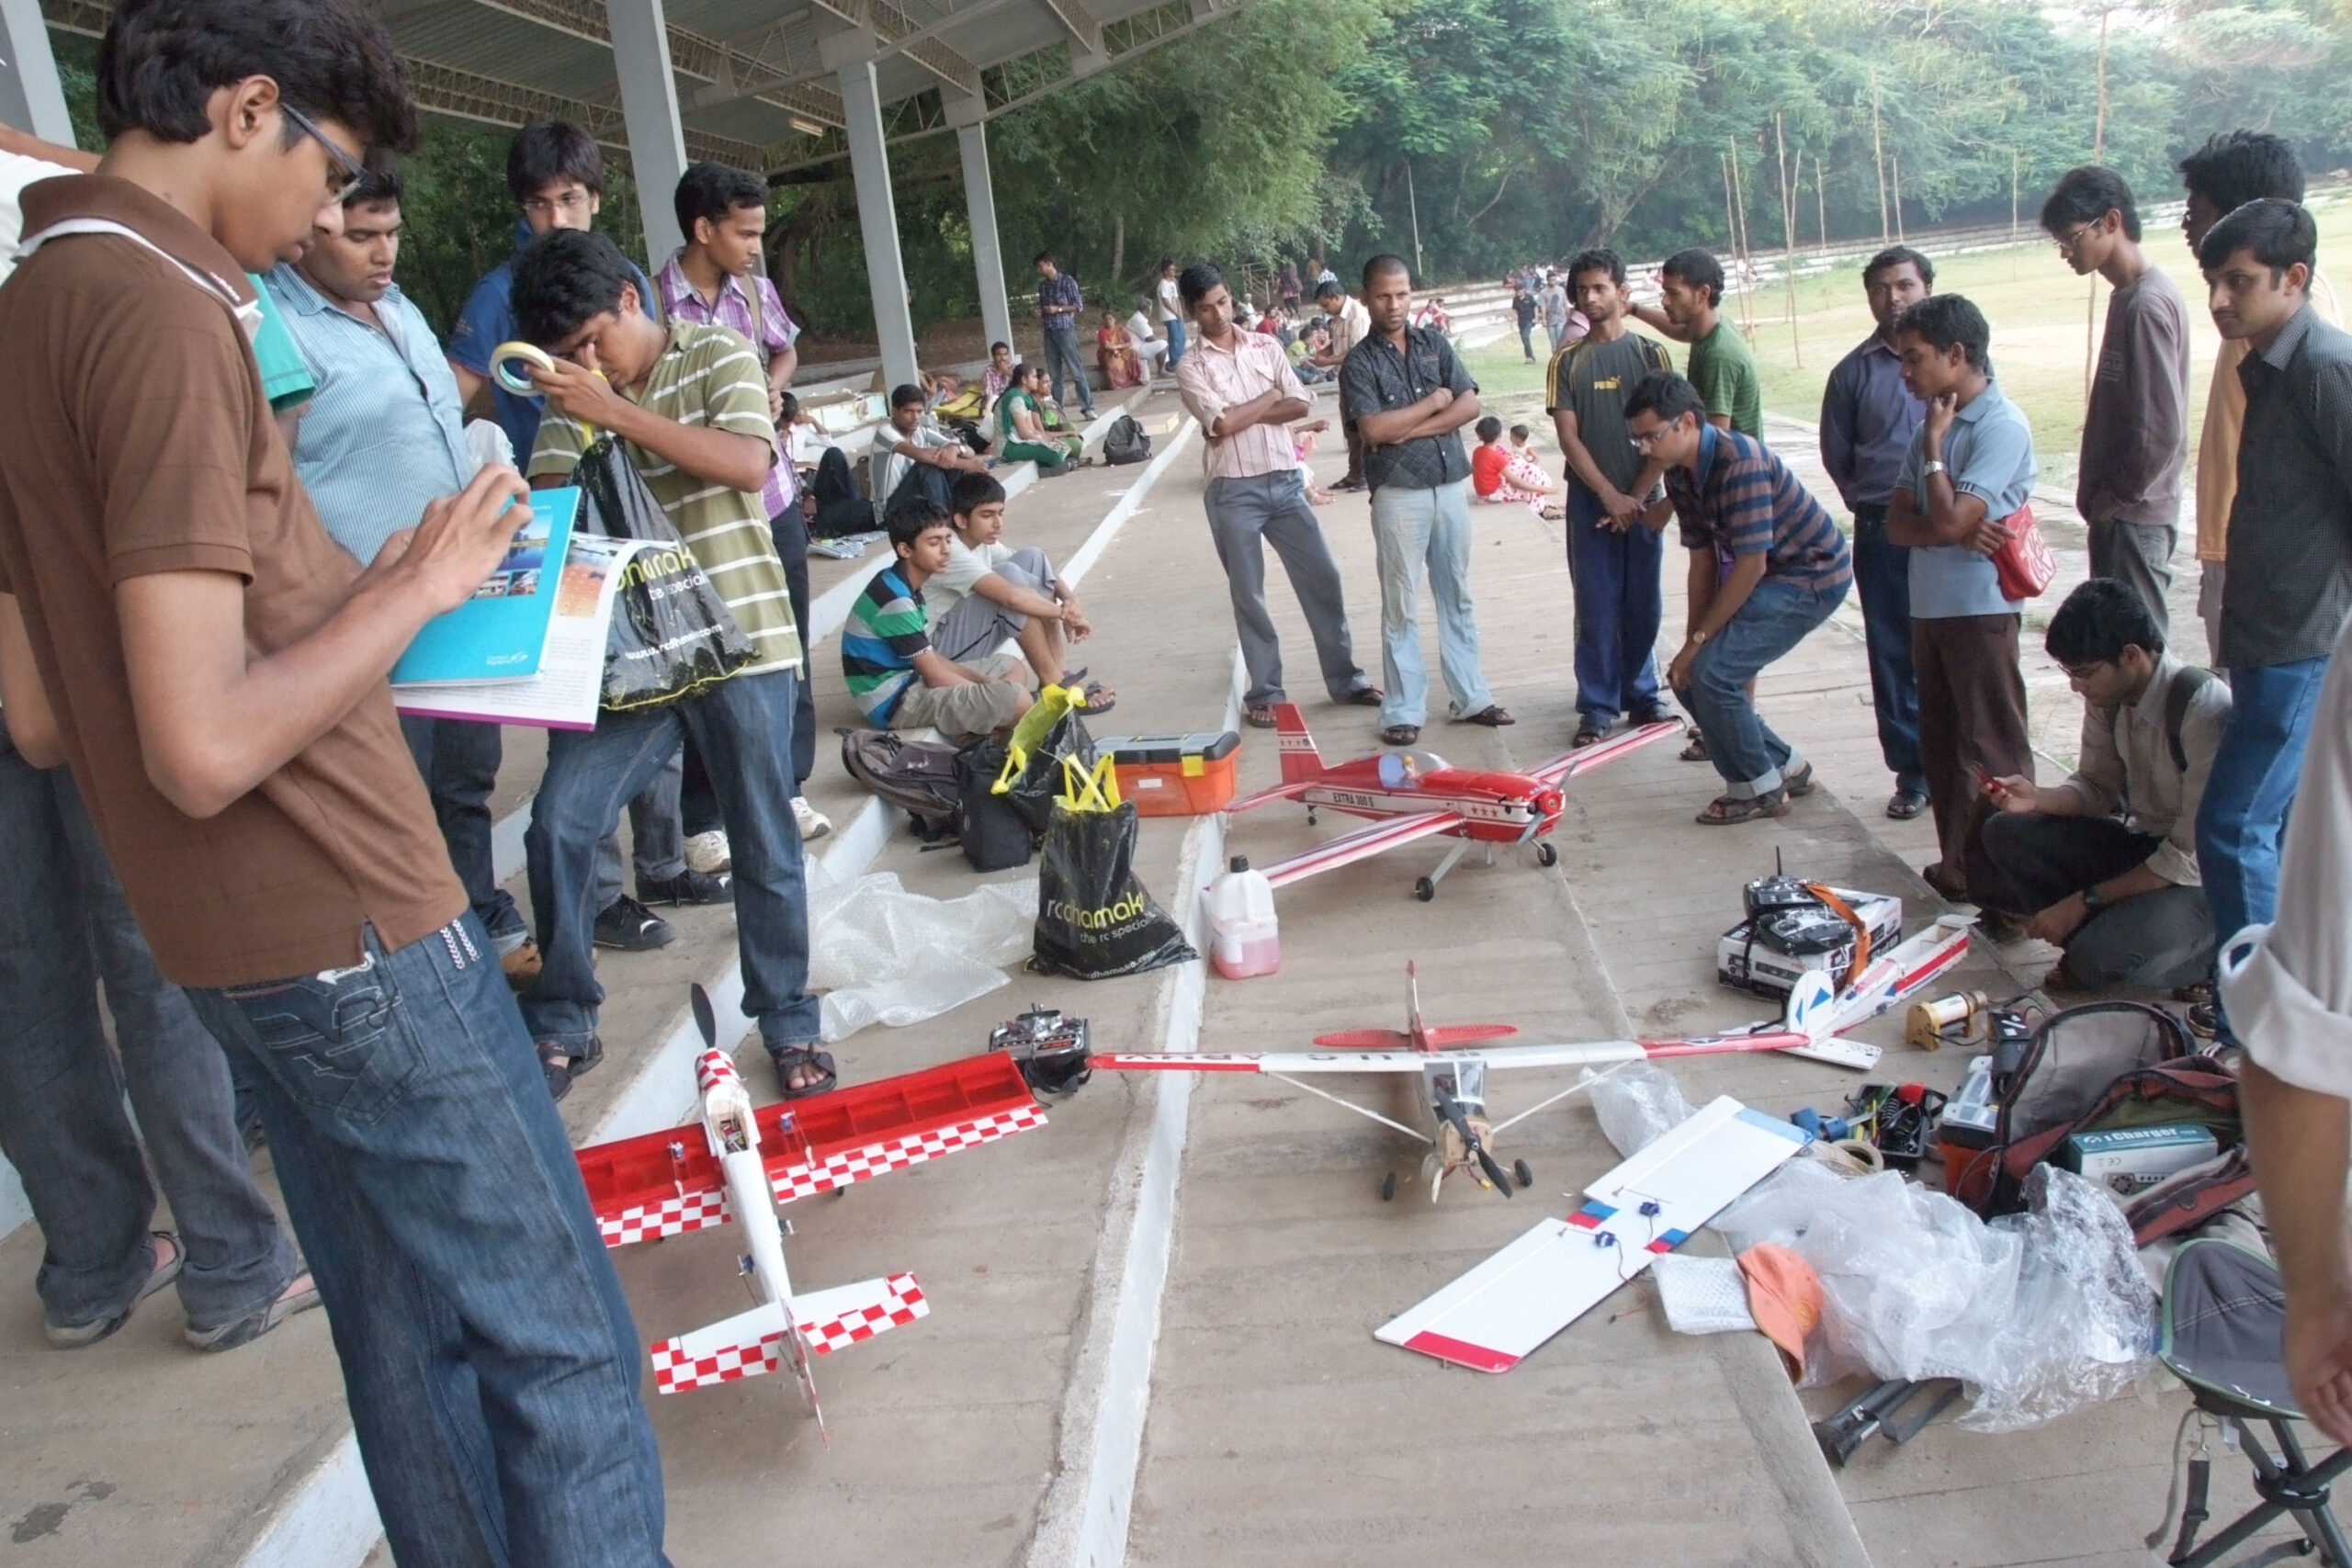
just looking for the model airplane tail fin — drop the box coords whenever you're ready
[1272,704,1322,784]
[647,1273,928,1393]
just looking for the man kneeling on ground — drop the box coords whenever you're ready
[931,472,1115,713]
[1625,372,1853,826]
[1974,578,2229,990]
[844,499,1038,740]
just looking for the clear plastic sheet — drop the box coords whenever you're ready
[1582,1062,1697,1156]
[1713,1159,2156,1429]
[1652,1255,1758,1336]
[808,873,1038,1043]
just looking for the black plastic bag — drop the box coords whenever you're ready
[956,737,1034,872]
[575,434,757,710]
[1030,800,1195,980]
[996,688,1100,836]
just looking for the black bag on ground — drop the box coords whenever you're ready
[809,446,871,538]
[1029,800,1195,980]
[840,728,962,843]
[1000,701,1100,837]
[1102,414,1151,466]
[956,737,1035,872]
[574,434,757,710]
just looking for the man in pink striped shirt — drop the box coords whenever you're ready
[1173,262,1380,728]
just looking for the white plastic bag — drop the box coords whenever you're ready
[808,873,1037,1042]
[1652,1255,1758,1337]
[1582,1061,1696,1156]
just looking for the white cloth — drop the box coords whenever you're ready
[1126,309,1162,347]
[2221,613,2352,1097]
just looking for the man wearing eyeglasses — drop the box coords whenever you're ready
[2041,165,2190,637]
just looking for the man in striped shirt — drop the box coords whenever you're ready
[1628,372,1852,825]
[842,500,1035,739]
[513,229,828,1099]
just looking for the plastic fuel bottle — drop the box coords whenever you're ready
[1206,855,1280,979]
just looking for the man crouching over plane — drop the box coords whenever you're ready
[1623,372,1852,826]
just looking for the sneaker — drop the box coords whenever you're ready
[594,896,677,952]
[683,829,732,875]
[638,868,733,907]
[793,797,832,841]
[45,1232,182,1348]
[186,1269,322,1352]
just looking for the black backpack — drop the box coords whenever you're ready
[839,728,962,842]
[956,737,1035,872]
[1102,414,1151,466]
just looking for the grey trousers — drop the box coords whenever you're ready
[933,546,1054,663]
[1975,809,2215,989]
[2088,519,2176,643]
[0,735,297,1329]
[1204,468,1369,707]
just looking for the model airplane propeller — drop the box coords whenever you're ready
[572,985,1046,1442]
[1095,919,1973,1202]
[1229,705,1679,899]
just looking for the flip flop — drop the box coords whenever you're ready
[1696,791,1791,826]
[1783,762,1816,797]
[1887,790,1928,820]
[1245,705,1278,728]
[1340,685,1385,706]
[1572,724,1607,749]
[1381,725,1420,746]
[1076,682,1117,716]
[1459,705,1515,727]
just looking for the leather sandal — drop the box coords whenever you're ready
[1381,725,1420,746]
[1696,790,1791,826]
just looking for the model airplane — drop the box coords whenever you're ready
[1094,918,1973,1203]
[1231,705,1679,899]
[571,987,1045,1440]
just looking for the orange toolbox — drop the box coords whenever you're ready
[1099,730,1240,817]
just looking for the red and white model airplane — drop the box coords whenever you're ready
[1233,705,1679,899]
[1096,918,1973,1203]
[572,987,1044,1441]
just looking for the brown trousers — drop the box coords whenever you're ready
[1912,613,2030,892]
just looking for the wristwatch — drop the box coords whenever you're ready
[2081,885,2107,913]
[1922,458,1948,479]
[1690,629,1712,647]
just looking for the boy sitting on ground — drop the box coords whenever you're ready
[844,499,1038,741]
[1470,415,1565,519]
[931,472,1115,712]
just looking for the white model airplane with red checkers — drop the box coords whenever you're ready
[573,987,1044,1442]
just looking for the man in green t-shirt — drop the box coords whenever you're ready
[1633,247,1763,437]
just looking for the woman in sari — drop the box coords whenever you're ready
[1095,310,1143,389]
[997,362,1088,473]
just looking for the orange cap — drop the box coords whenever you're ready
[1737,1243,1825,1382]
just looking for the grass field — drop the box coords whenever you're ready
[1463,195,2351,486]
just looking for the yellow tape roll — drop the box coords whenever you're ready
[489,340,556,397]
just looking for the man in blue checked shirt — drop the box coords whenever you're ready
[1034,251,1097,419]
[1626,371,1853,827]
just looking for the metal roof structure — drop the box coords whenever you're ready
[39,0,1239,176]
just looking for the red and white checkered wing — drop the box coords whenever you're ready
[645,1275,929,1394]
[791,1273,928,1355]
[765,1103,1046,1204]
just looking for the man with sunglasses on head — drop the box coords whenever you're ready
[0,1,671,1560]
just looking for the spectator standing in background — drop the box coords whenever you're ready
[1034,251,1097,420]
[1157,258,1187,371]
[1538,269,1574,357]
[2041,165,2189,637]
[1311,278,1374,491]
[1512,283,1539,363]
[1820,245,1934,821]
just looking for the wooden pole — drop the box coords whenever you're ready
[1727,135,1758,336]
[1815,150,1829,257]
[2011,145,2021,240]
[1774,112,1803,367]
[1405,159,1424,279]
[1892,153,1905,243]
[1871,72,1890,244]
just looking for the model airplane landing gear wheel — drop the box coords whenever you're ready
[1380,1171,1398,1201]
[1535,841,1557,868]
[1513,1158,1533,1190]
[1413,876,1436,902]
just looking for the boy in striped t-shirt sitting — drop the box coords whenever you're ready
[1624,371,1854,827]
[844,499,1037,741]
[510,229,831,1099]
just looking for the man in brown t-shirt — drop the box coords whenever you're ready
[0,4,668,1562]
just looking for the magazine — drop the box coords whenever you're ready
[390,487,581,685]
[392,532,648,730]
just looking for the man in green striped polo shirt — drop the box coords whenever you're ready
[513,229,830,1099]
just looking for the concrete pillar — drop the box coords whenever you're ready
[605,0,689,266]
[0,0,73,145]
[822,30,921,391]
[947,96,1014,355]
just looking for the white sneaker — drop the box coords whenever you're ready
[683,829,731,875]
[793,797,832,841]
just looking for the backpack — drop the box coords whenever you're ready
[1102,414,1151,466]
[2164,666,2217,772]
[956,737,1035,872]
[839,728,963,842]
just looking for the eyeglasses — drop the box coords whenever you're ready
[281,103,365,197]
[2060,659,2111,683]
[1629,426,1669,450]
[2052,223,2097,255]
[522,189,594,219]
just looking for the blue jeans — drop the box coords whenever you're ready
[1682,576,1848,796]
[1164,315,1187,371]
[525,669,820,1052]
[401,715,526,945]
[2198,655,2331,945]
[0,736,297,1330]
[1566,485,1665,728]
[1849,503,1927,798]
[1042,323,1095,414]
[1370,478,1494,728]
[187,919,670,1568]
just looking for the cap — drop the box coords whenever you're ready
[1229,856,1250,874]
[1737,1243,1825,1382]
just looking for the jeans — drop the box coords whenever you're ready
[1565,485,1665,728]
[1042,323,1094,414]
[1164,315,1186,372]
[1974,812,2215,989]
[1204,469,1369,707]
[526,669,820,1052]
[0,737,296,1330]
[400,715,526,945]
[187,919,670,1568]
[2088,519,2176,644]
[2198,655,2330,945]
[1517,321,1536,361]
[593,748,685,908]
[681,507,820,839]
[1370,478,1494,728]
[1680,576,1846,796]
[1849,503,1926,798]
